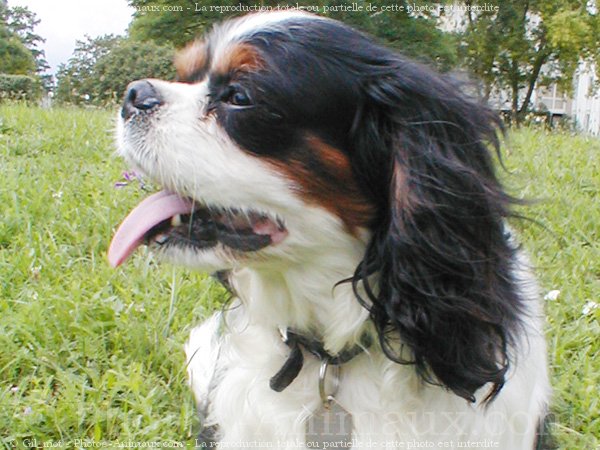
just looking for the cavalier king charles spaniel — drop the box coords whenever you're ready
[109,11,551,450]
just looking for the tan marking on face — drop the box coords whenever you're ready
[212,43,264,76]
[175,40,208,81]
[269,135,376,233]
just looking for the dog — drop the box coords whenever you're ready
[109,11,551,449]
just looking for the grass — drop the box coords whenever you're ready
[0,104,598,448]
[504,129,600,449]
[0,104,227,448]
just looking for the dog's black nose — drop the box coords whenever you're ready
[121,80,163,119]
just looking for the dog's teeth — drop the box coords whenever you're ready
[154,233,168,245]
[171,214,182,227]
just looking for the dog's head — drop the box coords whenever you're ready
[110,12,522,402]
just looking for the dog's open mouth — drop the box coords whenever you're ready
[108,191,287,267]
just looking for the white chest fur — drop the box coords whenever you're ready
[185,261,550,450]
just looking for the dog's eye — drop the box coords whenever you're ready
[223,84,252,107]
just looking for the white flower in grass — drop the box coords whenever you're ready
[582,301,598,315]
[52,190,63,199]
[544,290,560,301]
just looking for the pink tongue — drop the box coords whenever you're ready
[108,191,193,267]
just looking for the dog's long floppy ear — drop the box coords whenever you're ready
[350,56,523,403]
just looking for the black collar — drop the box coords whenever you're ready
[270,328,372,392]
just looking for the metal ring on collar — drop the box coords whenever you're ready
[318,359,340,409]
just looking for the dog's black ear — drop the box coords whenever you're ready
[350,57,523,403]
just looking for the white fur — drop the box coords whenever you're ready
[117,16,551,449]
[170,181,552,449]
[184,254,550,449]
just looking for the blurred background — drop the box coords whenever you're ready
[1,0,599,132]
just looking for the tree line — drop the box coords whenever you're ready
[0,0,50,99]
[1,0,598,124]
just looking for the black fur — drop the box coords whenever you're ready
[347,37,523,403]
[207,17,524,403]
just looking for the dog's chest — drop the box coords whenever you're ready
[187,312,542,450]
[191,318,457,446]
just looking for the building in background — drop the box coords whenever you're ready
[516,61,599,136]
[439,6,600,136]
[571,62,600,136]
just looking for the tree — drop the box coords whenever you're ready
[0,2,36,75]
[90,39,175,104]
[0,22,35,74]
[0,3,50,90]
[4,5,49,74]
[128,0,458,70]
[55,35,174,105]
[460,0,599,125]
[55,35,121,104]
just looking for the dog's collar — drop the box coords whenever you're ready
[269,328,372,392]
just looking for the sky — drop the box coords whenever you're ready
[9,0,135,75]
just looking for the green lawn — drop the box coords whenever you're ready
[1,104,598,448]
